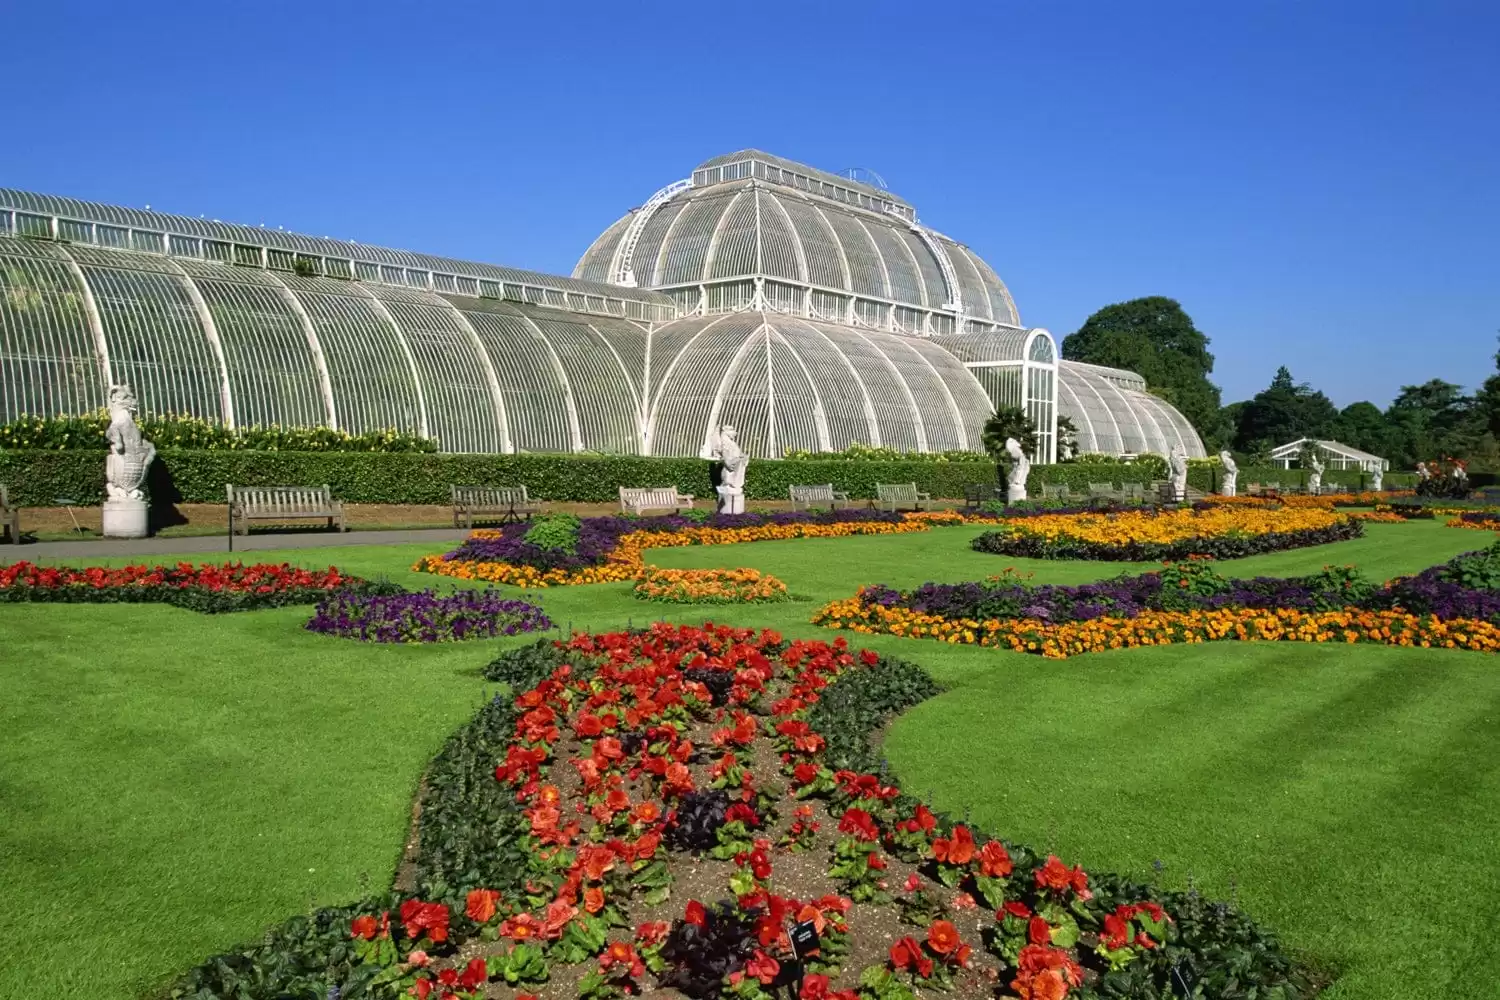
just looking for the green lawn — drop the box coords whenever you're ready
[0,519,1494,999]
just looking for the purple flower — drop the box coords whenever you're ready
[305,589,552,643]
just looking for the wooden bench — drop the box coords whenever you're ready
[0,484,18,543]
[875,482,930,512]
[451,485,542,527]
[1087,481,1120,501]
[1154,481,1206,505]
[1122,482,1147,503]
[1041,483,1072,501]
[789,483,850,511]
[619,486,694,515]
[226,484,346,535]
[963,482,1002,509]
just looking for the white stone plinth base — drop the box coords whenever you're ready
[102,499,148,538]
[716,486,745,514]
[1007,484,1028,503]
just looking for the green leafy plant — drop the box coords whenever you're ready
[783,442,988,463]
[981,406,1039,461]
[523,512,582,552]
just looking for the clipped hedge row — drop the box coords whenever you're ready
[0,447,1415,507]
[0,449,999,505]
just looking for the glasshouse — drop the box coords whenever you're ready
[1270,438,1388,472]
[0,150,1204,460]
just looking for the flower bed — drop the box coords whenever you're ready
[305,589,553,642]
[0,560,391,613]
[1448,511,1500,531]
[814,543,1500,656]
[175,626,1310,1000]
[816,602,1500,657]
[415,510,944,588]
[1212,491,1411,509]
[632,567,790,604]
[971,506,1362,561]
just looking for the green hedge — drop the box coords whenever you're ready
[0,449,1001,506]
[0,449,1418,507]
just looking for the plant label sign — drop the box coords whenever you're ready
[1170,960,1199,997]
[788,920,820,961]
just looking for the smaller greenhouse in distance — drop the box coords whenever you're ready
[1270,438,1387,472]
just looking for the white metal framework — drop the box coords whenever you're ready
[930,329,1060,463]
[1054,360,1206,458]
[0,150,1208,462]
[1270,438,1387,471]
[573,151,1022,338]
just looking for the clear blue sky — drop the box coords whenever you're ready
[5,1,1496,409]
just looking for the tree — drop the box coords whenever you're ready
[1385,378,1477,467]
[1061,297,1224,445]
[1331,401,1389,456]
[981,407,1038,479]
[1232,366,1339,452]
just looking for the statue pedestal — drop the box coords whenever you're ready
[1006,484,1027,503]
[715,486,744,514]
[102,499,148,539]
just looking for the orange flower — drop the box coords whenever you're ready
[927,919,961,955]
[464,888,500,924]
[933,824,975,865]
[979,840,1012,877]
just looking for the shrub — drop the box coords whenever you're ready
[0,412,436,452]
[783,442,987,463]
[0,449,1000,506]
[0,446,1413,508]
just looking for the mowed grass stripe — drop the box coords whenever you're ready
[882,642,1500,1000]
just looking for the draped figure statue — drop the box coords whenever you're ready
[1219,450,1238,497]
[1005,437,1030,503]
[709,425,748,514]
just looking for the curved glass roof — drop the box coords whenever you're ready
[1057,360,1205,458]
[643,310,992,458]
[572,151,1022,331]
[0,187,671,310]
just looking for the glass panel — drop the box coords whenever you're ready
[59,219,92,243]
[529,313,642,454]
[289,282,424,436]
[0,243,106,418]
[131,230,164,253]
[374,293,502,453]
[16,213,52,238]
[78,261,224,419]
[193,275,326,428]
[461,305,572,453]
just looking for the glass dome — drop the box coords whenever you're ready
[574,151,1020,336]
[1057,360,1206,458]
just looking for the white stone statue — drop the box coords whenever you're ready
[1219,450,1238,497]
[1370,465,1384,492]
[1416,461,1430,480]
[1005,437,1030,503]
[103,384,156,538]
[1168,445,1188,501]
[710,425,748,514]
[1308,453,1324,496]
